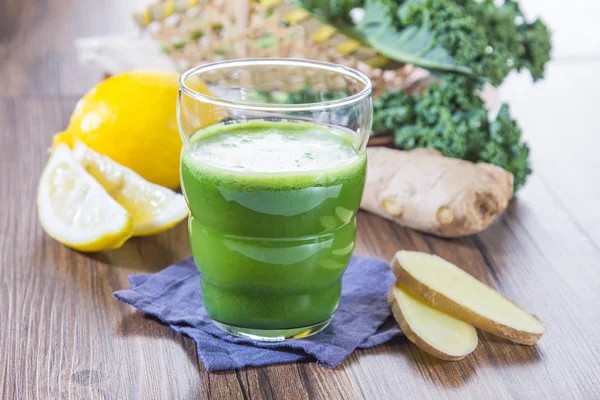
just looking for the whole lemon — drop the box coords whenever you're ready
[54,70,217,189]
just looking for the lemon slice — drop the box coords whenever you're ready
[72,142,189,236]
[37,144,133,252]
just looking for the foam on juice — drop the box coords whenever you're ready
[186,119,361,174]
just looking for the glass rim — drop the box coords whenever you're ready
[179,58,372,112]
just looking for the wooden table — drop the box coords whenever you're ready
[1,1,599,398]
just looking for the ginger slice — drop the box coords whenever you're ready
[392,251,545,345]
[388,283,478,360]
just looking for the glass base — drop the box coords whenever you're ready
[212,318,332,342]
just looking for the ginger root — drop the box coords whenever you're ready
[362,147,514,237]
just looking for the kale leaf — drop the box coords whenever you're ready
[373,76,531,191]
[296,0,551,85]
[290,0,551,192]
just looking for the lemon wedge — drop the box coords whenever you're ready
[72,142,189,236]
[37,144,133,252]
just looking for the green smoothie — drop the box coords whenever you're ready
[181,118,366,331]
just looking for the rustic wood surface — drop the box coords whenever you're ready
[1,0,599,399]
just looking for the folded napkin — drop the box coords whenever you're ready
[115,256,401,371]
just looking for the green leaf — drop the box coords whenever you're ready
[173,39,186,50]
[357,0,470,73]
[254,34,278,49]
[190,30,204,41]
[212,22,224,33]
[297,0,473,76]
[295,0,551,85]
[373,77,532,192]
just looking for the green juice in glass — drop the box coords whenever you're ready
[181,118,366,334]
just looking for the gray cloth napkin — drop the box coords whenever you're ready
[114,256,401,371]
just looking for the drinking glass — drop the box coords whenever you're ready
[178,58,372,341]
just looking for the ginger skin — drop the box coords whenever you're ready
[361,147,514,237]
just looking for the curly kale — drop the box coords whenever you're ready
[296,0,551,85]
[453,0,552,83]
[373,76,531,191]
[284,0,550,192]
[518,18,552,81]
[482,103,531,191]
